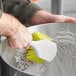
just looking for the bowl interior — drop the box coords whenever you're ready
[1,23,76,76]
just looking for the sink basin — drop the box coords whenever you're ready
[0,23,76,76]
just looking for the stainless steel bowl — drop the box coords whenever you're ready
[1,23,76,76]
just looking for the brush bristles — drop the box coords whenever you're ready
[32,32,52,41]
[25,48,45,64]
[25,32,52,64]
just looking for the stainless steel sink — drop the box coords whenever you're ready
[1,23,76,76]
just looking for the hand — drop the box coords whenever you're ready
[0,13,32,49]
[28,10,76,25]
[7,25,32,49]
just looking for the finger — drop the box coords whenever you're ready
[23,43,31,49]
[54,15,76,23]
[64,17,76,23]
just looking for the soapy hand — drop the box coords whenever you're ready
[7,25,32,49]
[0,13,32,49]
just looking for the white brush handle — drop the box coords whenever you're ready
[31,39,57,62]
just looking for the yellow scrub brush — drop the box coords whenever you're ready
[32,32,52,41]
[25,32,57,64]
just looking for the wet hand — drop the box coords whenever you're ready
[0,13,32,49]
